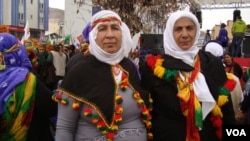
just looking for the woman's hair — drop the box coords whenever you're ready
[247,24,250,29]
[223,51,232,57]
[54,44,63,52]
[220,23,226,28]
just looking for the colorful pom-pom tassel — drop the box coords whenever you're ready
[83,108,92,117]
[97,121,107,131]
[111,125,118,132]
[115,105,123,114]
[147,132,153,140]
[137,99,144,107]
[55,93,62,100]
[115,95,123,104]
[217,95,228,107]
[106,132,115,140]
[61,98,68,105]
[114,115,122,123]
[72,102,80,110]
[133,91,140,99]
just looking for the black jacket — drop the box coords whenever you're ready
[139,50,236,141]
[27,75,57,141]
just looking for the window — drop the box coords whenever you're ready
[40,17,44,24]
[19,0,24,5]
[18,13,24,25]
[40,3,44,12]
[18,13,24,20]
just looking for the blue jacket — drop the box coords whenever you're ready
[218,28,229,43]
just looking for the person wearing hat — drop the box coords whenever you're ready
[0,33,57,141]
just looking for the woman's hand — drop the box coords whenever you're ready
[235,110,247,125]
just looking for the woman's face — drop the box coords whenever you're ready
[173,17,196,50]
[95,21,122,54]
[223,54,233,65]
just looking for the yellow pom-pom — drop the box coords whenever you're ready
[217,95,228,107]
[212,105,223,117]
[111,125,118,131]
[146,121,152,127]
[149,97,153,103]
[155,58,164,66]
[147,132,153,140]
[154,66,165,78]
[133,92,140,99]
[72,102,80,110]
[91,118,99,123]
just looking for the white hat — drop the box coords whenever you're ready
[204,42,223,57]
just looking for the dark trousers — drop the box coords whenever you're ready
[231,36,243,57]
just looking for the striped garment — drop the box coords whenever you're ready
[1,73,36,141]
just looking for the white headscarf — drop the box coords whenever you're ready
[164,10,215,120]
[164,10,200,66]
[89,10,133,65]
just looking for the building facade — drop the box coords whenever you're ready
[64,0,92,41]
[48,8,64,37]
[0,0,49,39]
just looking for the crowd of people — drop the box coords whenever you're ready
[1,9,250,141]
[217,15,250,58]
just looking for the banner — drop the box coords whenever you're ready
[21,20,30,44]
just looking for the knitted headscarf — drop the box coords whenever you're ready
[89,10,133,65]
[0,33,32,115]
[164,10,215,120]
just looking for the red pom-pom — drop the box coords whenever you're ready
[106,132,115,140]
[55,93,62,100]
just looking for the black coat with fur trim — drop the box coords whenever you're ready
[139,50,235,141]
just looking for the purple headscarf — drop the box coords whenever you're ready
[0,33,32,115]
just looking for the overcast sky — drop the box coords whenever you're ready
[49,0,250,31]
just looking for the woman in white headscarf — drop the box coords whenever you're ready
[139,10,235,141]
[54,10,152,141]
